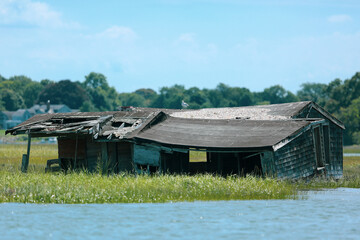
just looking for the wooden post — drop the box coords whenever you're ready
[22,134,31,173]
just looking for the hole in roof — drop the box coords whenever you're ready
[111,122,132,128]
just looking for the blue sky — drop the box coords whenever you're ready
[0,0,359,93]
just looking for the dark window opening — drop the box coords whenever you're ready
[314,126,325,167]
[188,152,263,177]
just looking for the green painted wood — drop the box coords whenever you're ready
[133,145,160,166]
[21,154,28,173]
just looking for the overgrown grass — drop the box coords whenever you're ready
[0,170,297,203]
[0,144,360,203]
[343,145,360,154]
[0,144,57,166]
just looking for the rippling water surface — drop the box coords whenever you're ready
[1,188,360,240]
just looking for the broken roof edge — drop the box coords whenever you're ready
[272,119,326,151]
[306,102,345,129]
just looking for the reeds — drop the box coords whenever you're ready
[1,144,360,203]
[0,170,297,203]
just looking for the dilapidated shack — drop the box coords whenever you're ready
[6,101,344,179]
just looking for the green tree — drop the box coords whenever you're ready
[0,89,25,111]
[119,93,146,107]
[259,85,299,104]
[38,80,89,109]
[338,97,360,145]
[297,83,327,106]
[84,72,109,90]
[151,85,185,109]
[23,82,44,108]
[80,100,97,112]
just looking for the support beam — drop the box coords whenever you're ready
[22,134,31,173]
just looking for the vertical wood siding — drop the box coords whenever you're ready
[274,128,317,179]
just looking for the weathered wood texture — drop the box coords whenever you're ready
[86,137,101,172]
[134,145,160,166]
[328,123,343,178]
[117,142,133,172]
[274,128,316,179]
[58,138,86,159]
[260,152,276,177]
[296,105,343,178]
[161,151,189,174]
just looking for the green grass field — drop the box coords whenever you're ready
[343,145,360,154]
[1,144,360,203]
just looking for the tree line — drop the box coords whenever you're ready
[0,72,359,145]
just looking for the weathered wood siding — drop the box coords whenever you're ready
[328,123,343,178]
[117,142,133,172]
[274,128,317,178]
[161,151,189,174]
[58,137,86,159]
[86,137,101,172]
[294,105,343,178]
[260,152,276,177]
[134,145,160,166]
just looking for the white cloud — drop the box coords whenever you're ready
[176,33,196,44]
[0,0,79,28]
[327,14,352,23]
[97,26,137,41]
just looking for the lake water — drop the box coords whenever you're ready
[1,188,360,240]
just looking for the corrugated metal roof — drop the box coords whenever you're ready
[135,117,312,149]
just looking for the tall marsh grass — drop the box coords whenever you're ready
[1,144,360,203]
[0,170,297,203]
[0,144,57,166]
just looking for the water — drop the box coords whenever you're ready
[1,188,360,240]
[344,153,360,157]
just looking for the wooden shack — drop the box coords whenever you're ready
[6,101,344,179]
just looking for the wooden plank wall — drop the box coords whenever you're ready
[58,137,86,159]
[86,137,102,172]
[117,142,133,172]
[274,128,317,179]
[295,105,343,178]
[328,123,343,178]
[161,151,189,174]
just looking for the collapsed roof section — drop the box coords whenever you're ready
[5,109,166,140]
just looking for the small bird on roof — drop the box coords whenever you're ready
[181,100,189,109]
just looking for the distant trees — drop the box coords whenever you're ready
[1,71,360,144]
[38,80,89,109]
[82,72,120,111]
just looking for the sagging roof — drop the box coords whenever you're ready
[5,109,164,139]
[135,117,313,149]
[5,101,343,149]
